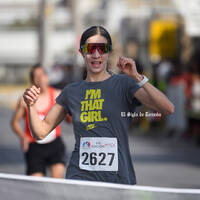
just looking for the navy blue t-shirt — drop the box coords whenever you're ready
[56,74,141,184]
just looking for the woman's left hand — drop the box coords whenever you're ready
[117,56,143,82]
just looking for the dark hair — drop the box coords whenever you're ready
[80,26,112,51]
[30,63,42,83]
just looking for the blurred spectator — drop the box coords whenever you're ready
[157,59,173,83]
[183,55,200,145]
[166,62,187,138]
[144,61,168,132]
[150,60,171,94]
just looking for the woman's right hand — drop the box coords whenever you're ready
[23,86,40,107]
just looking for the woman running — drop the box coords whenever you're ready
[23,25,174,185]
[12,64,66,178]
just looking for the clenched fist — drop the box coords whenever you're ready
[23,85,40,106]
[117,56,143,82]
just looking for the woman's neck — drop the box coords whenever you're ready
[86,70,111,82]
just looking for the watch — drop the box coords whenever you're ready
[137,75,149,87]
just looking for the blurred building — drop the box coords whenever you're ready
[0,0,74,84]
[0,0,199,84]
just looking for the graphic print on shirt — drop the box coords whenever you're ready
[80,89,108,130]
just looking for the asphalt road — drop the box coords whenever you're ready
[0,107,200,189]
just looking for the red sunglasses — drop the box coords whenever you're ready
[80,43,112,54]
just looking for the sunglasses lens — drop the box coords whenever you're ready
[97,44,108,54]
[81,43,110,54]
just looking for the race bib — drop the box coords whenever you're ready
[79,137,118,171]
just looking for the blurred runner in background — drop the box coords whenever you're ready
[11,64,69,178]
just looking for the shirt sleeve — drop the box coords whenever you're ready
[56,87,71,114]
[124,74,142,106]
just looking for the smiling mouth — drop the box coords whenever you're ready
[91,61,102,65]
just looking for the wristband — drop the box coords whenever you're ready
[137,75,149,87]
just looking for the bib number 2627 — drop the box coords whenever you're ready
[81,152,115,166]
[79,137,118,171]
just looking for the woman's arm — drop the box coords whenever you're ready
[134,83,174,115]
[117,57,174,115]
[23,86,66,140]
[11,98,26,140]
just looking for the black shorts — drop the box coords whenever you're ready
[24,137,66,175]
